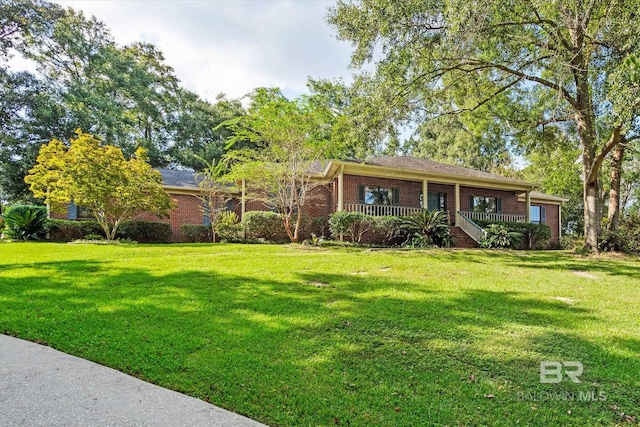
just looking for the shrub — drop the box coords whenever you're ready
[215,211,242,242]
[116,221,171,243]
[598,215,640,253]
[311,216,330,238]
[45,219,104,241]
[242,211,288,242]
[479,224,523,249]
[0,217,5,235]
[329,211,374,243]
[402,210,452,248]
[474,219,551,249]
[84,233,105,241]
[180,224,212,243]
[559,235,581,251]
[373,216,407,246]
[619,214,640,253]
[3,205,47,240]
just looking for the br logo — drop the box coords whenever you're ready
[540,361,583,383]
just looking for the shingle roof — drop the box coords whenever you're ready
[528,191,567,202]
[352,156,526,184]
[157,169,199,189]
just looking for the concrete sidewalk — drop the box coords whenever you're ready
[0,334,266,427]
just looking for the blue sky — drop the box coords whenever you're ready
[53,0,354,101]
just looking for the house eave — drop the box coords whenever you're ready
[324,160,539,192]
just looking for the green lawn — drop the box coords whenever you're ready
[0,242,638,426]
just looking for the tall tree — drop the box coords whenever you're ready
[168,91,245,171]
[25,131,174,240]
[329,0,640,249]
[224,88,336,243]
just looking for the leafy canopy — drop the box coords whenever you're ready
[25,130,174,240]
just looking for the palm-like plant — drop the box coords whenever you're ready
[3,205,47,241]
[402,210,452,247]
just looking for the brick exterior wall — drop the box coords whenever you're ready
[517,201,561,240]
[51,175,560,244]
[53,193,205,242]
[137,193,204,242]
[242,184,333,219]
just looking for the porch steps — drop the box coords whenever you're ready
[450,227,480,249]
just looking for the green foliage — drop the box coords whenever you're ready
[402,210,452,248]
[479,224,524,249]
[116,221,171,243]
[180,224,212,243]
[372,215,407,246]
[329,0,640,249]
[474,219,552,250]
[214,211,242,243]
[3,205,47,240]
[83,233,104,241]
[25,131,174,240]
[45,219,104,241]
[224,88,338,243]
[598,214,640,253]
[242,211,288,242]
[328,211,373,243]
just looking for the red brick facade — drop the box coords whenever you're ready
[517,201,561,240]
[54,172,561,244]
[137,193,204,242]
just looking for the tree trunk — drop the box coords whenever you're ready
[293,209,302,243]
[607,141,625,231]
[583,179,600,250]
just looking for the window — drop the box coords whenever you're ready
[358,185,399,205]
[67,201,93,220]
[426,192,446,211]
[530,205,546,224]
[470,196,502,213]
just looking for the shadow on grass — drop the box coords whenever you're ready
[0,258,637,426]
[453,250,640,278]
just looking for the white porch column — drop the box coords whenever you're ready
[337,165,344,212]
[558,205,562,237]
[241,179,246,217]
[525,190,531,223]
[454,183,460,225]
[422,179,428,209]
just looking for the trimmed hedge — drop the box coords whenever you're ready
[116,221,171,243]
[474,219,551,249]
[242,211,288,242]
[46,219,104,241]
[181,224,212,243]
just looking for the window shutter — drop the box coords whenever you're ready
[541,206,546,224]
[469,196,475,211]
[67,201,78,220]
[496,198,503,213]
[393,188,400,206]
[358,185,365,204]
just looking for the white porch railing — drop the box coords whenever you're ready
[456,211,487,243]
[344,203,425,217]
[461,211,526,223]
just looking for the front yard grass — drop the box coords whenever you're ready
[0,243,638,426]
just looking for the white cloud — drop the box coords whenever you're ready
[53,0,354,101]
